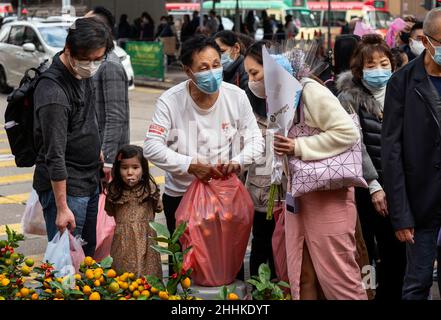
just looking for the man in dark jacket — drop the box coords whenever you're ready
[382,8,441,300]
[33,17,114,257]
[400,21,424,62]
[86,7,130,183]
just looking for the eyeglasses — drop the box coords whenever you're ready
[76,53,107,65]
[425,33,441,46]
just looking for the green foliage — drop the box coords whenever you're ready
[246,263,290,300]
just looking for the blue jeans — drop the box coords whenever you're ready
[38,188,99,257]
[402,226,440,300]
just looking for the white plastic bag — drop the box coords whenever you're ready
[69,233,85,273]
[43,231,74,278]
[21,190,46,236]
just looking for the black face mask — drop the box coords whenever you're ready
[400,32,410,44]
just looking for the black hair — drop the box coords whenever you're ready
[244,40,271,65]
[120,14,128,22]
[214,30,238,47]
[235,32,255,53]
[93,6,115,31]
[180,35,221,67]
[410,21,423,36]
[66,17,114,58]
[107,145,158,203]
[391,46,407,69]
[285,14,293,28]
[142,12,154,25]
[350,34,395,82]
[334,34,360,75]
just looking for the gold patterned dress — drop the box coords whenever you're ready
[105,184,163,278]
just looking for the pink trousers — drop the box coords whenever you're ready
[285,187,368,300]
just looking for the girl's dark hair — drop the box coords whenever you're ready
[107,145,158,203]
[66,16,114,58]
[181,35,221,67]
[244,40,272,65]
[350,34,395,82]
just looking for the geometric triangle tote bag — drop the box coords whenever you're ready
[287,102,368,197]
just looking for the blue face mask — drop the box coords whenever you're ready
[362,68,392,89]
[427,36,441,66]
[221,51,235,69]
[191,67,223,94]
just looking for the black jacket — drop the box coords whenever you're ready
[223,55,267,118]
[33,53,101,197]
[336,71,382,182]
[400,44,416,62]
[382,52,441,231]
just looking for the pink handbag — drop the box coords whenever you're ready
[287,103,368,197]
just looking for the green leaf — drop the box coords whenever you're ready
[150,244,174,256]
[149,222,170,238]
[168,243,180,253]
[218,285,228,300]
[174,252,183,263]
[166,277,179,295]
[277,281,290,288]
[246,279,261,287]
[100,256,114,269]
[137,295,148,300]
[151,237,171,244]
[272,285,284,299]
[255,282,267,292]
[171,222,187,244]
[51,280,64,291]
[69,290,84,296]
[258,263,271,284]
[182,246,192,257]
[146,275,165,291]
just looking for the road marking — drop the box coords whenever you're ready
[0,148,11,155]
[0,193,29,205]
[0,223,22,236]
[0,130,5,135]
[0,138,8,143]
[0,160,16,168]
[0,173,33,185]
[134,87,164,94]
[154,176,164,185]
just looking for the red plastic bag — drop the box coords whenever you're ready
[69,233,85,274]
[93,193,116,262]
[176,175,254,286]
[272,202,289,283]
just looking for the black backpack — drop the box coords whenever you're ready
[4,60,74,167]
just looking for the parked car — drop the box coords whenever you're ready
[0,19,135,93]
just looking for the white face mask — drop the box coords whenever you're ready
[68,55,102,79]
[409,39,425,57]
[248,79,266,99]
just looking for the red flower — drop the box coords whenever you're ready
[171,273,178,279]
[181,269,187,275]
